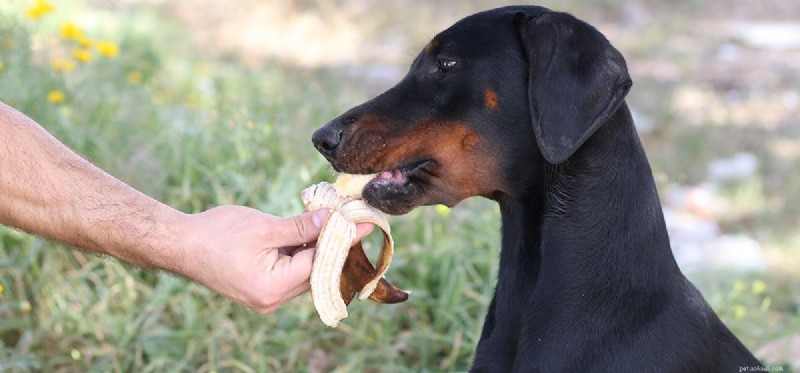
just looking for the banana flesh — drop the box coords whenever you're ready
[301,173,409,327]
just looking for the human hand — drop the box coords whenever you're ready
[172,205,373,314]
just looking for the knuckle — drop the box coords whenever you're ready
[292,215,308,240]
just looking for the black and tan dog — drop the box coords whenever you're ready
[312,5,762,372]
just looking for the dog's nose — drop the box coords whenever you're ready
[312,125,343,159]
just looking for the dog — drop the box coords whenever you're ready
[311,6,763,372]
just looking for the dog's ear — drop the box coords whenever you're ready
[514,12,632,164]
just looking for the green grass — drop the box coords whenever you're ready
[0,4,502,371]
[1,1,798,372]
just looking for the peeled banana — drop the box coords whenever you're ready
[301,173,409,328]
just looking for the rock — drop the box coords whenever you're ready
[707,152,759,182]
[736,22,800,50]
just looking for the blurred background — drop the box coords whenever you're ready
[0,0,798,371]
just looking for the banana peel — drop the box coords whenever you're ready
[301,174,409,327]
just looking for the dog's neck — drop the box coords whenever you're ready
[497,103,682,310]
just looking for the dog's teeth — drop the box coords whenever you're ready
[301,173,409,328]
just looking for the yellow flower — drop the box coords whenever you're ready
[751,280,767,295]
[49,57,76,73]
[0,61,4,73]
[94,40,119,58]
[126,70,143,85]
[733,304,746,320]
[76,34,93,48]
[59,21,85,41]
[26,0,55,20]
[0,282,4,296]
[72,48,92,63]
[47,90,66,104]
[434,204,451,217]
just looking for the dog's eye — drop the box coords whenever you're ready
[437,58,457,72]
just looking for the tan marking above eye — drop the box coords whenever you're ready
[425,39,439,54]
[484,88,499,111]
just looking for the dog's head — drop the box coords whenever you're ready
[312,6,631,215]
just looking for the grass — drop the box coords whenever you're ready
[1,1,798,372]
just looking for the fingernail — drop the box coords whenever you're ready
[312,209,328,228]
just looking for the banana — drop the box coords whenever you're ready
[301,173,409,328]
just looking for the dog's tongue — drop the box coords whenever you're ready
[377,170,407,184]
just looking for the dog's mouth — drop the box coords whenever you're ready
[356,159,436,215]
[366,159,432,188]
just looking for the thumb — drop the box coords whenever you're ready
[283,209,329,246]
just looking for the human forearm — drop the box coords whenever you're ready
[0,101,184,269]
[0,101,361,314]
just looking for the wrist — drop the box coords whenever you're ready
[156,207,235,298]
[154,207,198,277]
